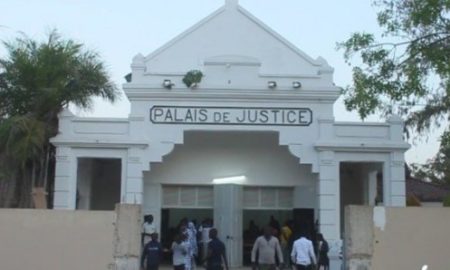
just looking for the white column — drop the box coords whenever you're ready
[317,150,341,270]
[317,150,339,239]
[214,184,243,268]
[124,148,144,204]
[53,147,76,209]
[389,152,406,206]
[143,183,162,234]
[386,116,407,207]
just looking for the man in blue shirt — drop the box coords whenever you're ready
[141,233,163,270]
[206,228,228,270]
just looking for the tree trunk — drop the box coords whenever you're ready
[17,164,33,208]
[4,173,17,208]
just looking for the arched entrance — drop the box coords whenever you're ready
[143,131,317,267]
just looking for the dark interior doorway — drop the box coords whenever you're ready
[76,158,121,210]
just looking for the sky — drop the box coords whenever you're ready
[0,0,441,165]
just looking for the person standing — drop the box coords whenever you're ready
[316,233,329,270]
[183,228,193,270]
[251,226,284,270]
[186,221,198,270]
[142,215,157,246]
[172,234,188,270]
[291,230,316,270]
[206,228,228,270]
[199,219,213,262]
[280,220,293,267]
[141,233,163,270]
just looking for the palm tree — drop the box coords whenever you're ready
[0,30,118,208]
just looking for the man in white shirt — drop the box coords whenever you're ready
[291,231,316,270]
[142,215,157,246]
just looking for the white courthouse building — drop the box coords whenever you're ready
[50,0,409,268]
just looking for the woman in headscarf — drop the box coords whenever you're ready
[185,221,198,270]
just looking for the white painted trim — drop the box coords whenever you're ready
[50,140,148,149]
[259,73,321,79]
[72,118,129,122]
[123,88,341,102]
[334,122,389,127]
[315,141,410,152]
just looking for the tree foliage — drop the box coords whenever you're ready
[0,30,118,207]
[339,0,450,183]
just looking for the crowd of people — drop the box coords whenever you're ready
[141,216,227,270]
[140,214,329,270]
[248,216,329,270]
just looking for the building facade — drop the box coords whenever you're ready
[50,1,409,268]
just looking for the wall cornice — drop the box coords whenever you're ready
[315,141,410,152]
[123,88,340,103]
[50,139,148,149]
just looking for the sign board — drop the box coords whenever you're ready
[150,106,312,126]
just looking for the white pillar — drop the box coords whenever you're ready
[317,150,341,270]
[214,184,243,267]
[317,151,339,239]
[53,147,76,209]
[389,152,406,206]
[124,149,144,204]
[143,183,162,234]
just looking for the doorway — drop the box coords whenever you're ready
[242,209,292,265]
[340,162,383,235]
[160,208,213,264]
[76,158,121,210]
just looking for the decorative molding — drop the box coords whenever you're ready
[259,73,320,79]
[128,156,141,164]
[124,88,341,102]
[287,144,319,173]
[128,115,145,122]
[315,141,410,152]
[391,160,404,167]
[50,139,148,149]
[72,118,129,123]
[318,118,335,124]
[55,156,69,162]
[320,159,335,166]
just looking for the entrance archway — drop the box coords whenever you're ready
[143,131,318,267]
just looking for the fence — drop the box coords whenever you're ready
[345,205,450,270]
[0,204,141,270]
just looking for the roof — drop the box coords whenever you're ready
[406,177,450,202]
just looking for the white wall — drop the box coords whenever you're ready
[144,131,316,187]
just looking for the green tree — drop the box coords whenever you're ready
[338,0,450,183]
[0,30,118,207]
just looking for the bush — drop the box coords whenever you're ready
[443,195,450,207]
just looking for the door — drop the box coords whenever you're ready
[214,184,243,267]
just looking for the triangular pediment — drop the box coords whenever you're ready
[128,2,335,89]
